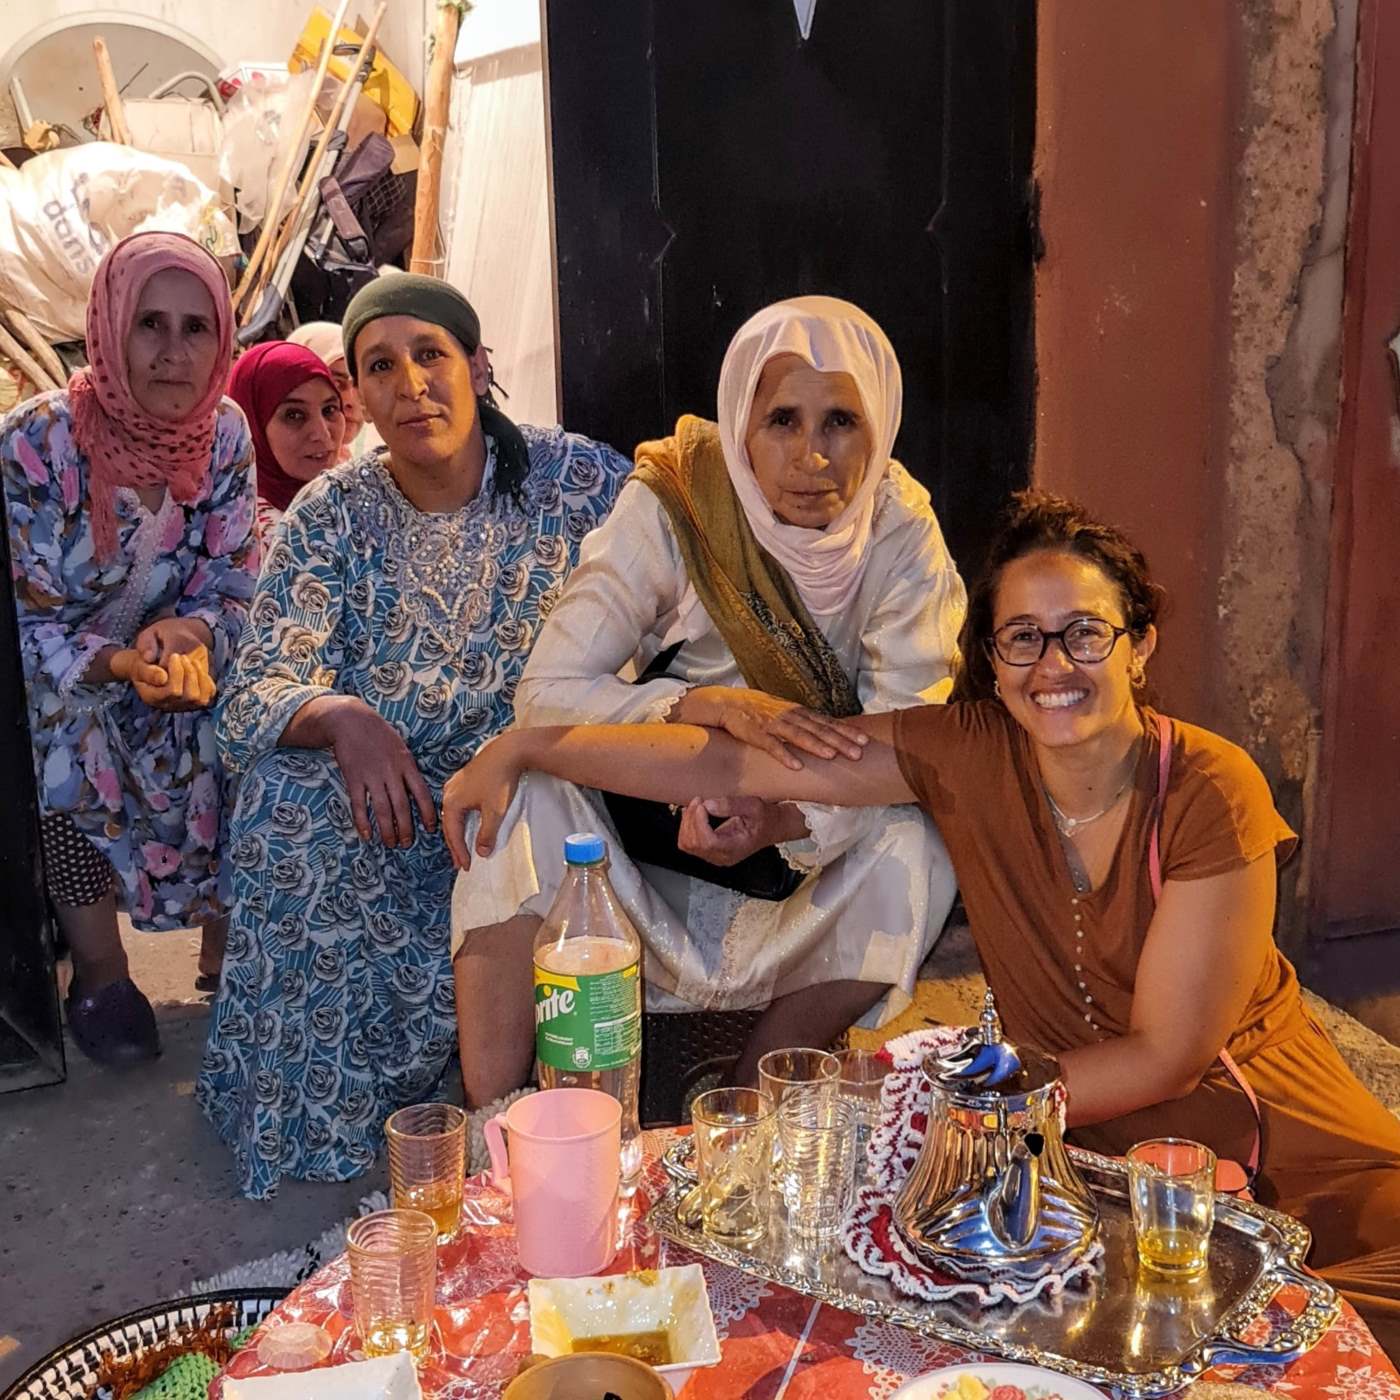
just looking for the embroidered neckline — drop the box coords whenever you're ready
[343,442,508,654]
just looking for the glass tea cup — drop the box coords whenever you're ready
[834,1047,889,1174]
[346,1209,438,1358]
[777,1087,857,1241]
[757,1047,839,1110]
[385,1102,467,1242]
[690,1086,776,1248]
[1127,1137,1217,1278]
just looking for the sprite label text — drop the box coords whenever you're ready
[533,959,641,1072]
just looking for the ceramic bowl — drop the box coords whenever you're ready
[503,1351,674,1400]
[527,1263,721,1391]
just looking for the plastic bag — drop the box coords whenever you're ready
[0,143,237,341]
[217,68,319,234]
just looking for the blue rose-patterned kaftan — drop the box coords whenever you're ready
[1,393,257,926]
[197,428,630,1198]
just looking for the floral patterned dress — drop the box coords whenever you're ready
[1,393,258,926]
[197,428,630,1198]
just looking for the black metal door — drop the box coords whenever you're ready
[0,487,64,1091]
[545,0,1036,578]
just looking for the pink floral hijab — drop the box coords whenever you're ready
[68,232,234,561]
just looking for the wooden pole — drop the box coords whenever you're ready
[92,38,132,146]
[0,321,61,395]
[409,0,460,275]
[1,309,67,386]
[232,0,355,311]
[242,1,388,325]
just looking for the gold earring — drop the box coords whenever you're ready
[1129,660,1146,687]
[993,678,1002,699]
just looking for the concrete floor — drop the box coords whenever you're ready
[2,921,1397,1391]
[0,925,386,1391]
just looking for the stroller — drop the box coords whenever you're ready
[239,128,416,344]
[291,132,417,322]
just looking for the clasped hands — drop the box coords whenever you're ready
[666,686,865,866]
[110,618,217,712]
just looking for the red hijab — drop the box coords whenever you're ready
[68,232,234,561]
[227,341,338,513]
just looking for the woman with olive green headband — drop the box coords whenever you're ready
[198,275,632,1198]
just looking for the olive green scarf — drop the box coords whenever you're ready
[632,415,860,717]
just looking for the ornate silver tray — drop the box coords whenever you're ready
[652,1138,1338,1398]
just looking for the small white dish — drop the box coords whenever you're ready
[223,1351,422,1400]
[891,1360,1106,1400]
[528,1263,721,1391]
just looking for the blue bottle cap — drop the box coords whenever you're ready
[564,831,608,865]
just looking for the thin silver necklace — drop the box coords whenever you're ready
[1044,766,1135,838]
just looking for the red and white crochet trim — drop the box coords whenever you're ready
[841,1026,1105,1307]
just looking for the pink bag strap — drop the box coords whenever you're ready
[1147,714,1262,1180]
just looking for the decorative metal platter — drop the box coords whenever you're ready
[652,1139,1338,1398]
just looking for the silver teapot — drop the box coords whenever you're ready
[894,992,1099,1277]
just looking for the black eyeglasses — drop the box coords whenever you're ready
[988,617,1131,666]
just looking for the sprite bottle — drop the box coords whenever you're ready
[533,832,643,1187]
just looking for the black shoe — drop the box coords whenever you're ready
[66,978,161,1066]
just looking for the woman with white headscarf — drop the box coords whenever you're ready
[449,296,966,1103]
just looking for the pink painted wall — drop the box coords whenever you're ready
[1033,3,1239,730]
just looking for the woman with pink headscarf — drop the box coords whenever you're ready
[0,231,257,1065]
[228,341,344,537]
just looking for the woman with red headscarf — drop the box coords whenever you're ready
[0,231,257,1065]
[228,341,345,537]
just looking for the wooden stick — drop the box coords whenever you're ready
[233,0,355,311]
[92,38,132,146]
[242,1,388,324]
[409,0,460,275]
[1,308,67,386]
[0,321,61,395]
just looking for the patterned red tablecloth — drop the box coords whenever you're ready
[215,1130,1398,1399]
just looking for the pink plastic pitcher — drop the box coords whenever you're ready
[484,1087,621,1277]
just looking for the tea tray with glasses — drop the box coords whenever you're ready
[651,1137,1339,1399]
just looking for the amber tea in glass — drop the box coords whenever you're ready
[1128,1137,1216,1278]
[386,1102,466,1242]
[346,1209,437,1358]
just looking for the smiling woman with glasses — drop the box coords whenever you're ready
[441,488,1400,1351]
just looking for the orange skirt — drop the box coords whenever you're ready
[1072,1010,1400,1356]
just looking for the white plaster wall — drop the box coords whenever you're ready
[440,0,558,426]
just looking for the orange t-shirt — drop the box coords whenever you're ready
[890,702,1301,1064]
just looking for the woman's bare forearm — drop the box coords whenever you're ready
[510,714,913,807]
[1059,1032,1206,1127]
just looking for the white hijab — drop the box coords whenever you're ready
[716,295,902,617]
[288,321,348,371]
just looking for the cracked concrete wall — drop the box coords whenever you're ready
[1222,0,1356,954]
[1035,1,1353,954]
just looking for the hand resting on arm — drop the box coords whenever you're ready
[668,686,870,864]
[439,711,915,871]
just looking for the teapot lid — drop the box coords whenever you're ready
[923,991,1063,1098]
